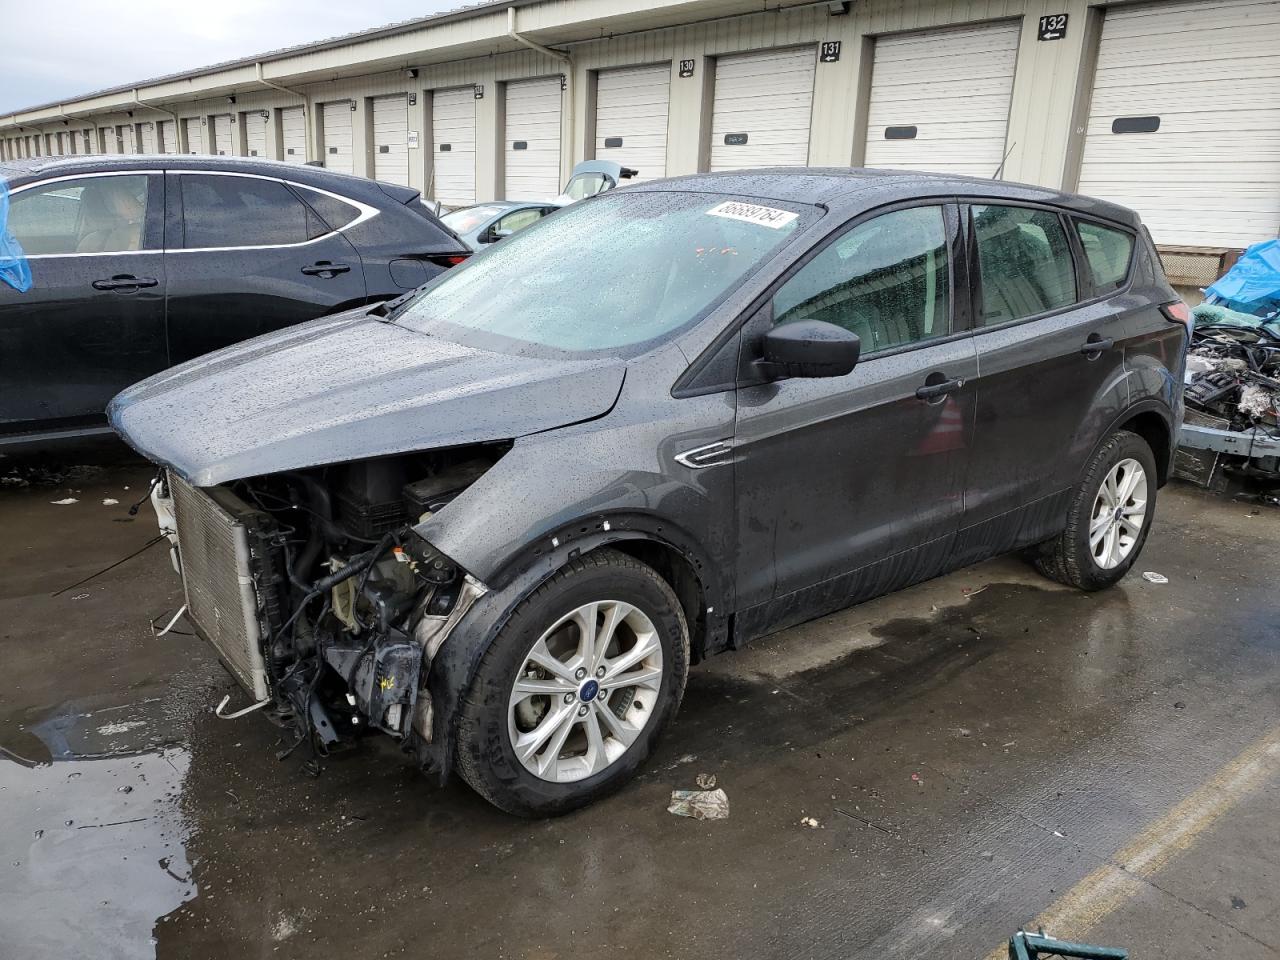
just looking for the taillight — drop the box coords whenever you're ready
[429,254,469,268]
[1161,301,1193,332]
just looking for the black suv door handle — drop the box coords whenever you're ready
[301,261,351,278]
[1080,336,1114,356]
[915,377,965,402]
[92,275,158,291]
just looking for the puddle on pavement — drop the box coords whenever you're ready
[0,701,197,959]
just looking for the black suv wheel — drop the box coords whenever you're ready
[1032,429,1158,591]
[455,549,689,817]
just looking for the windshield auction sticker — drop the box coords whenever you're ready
[706,201,798,229]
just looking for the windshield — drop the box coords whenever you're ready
[441,205,503,233]
[398,191,813,356]
[561,172,613,202]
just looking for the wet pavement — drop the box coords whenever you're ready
[1,463,1277,959]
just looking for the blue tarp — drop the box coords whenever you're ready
[0,179,33,293]
[1206,238,1280,313]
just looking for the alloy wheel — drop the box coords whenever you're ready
[1089,457,1148,569]
[507,600,664,783]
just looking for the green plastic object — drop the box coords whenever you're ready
[1008,930,1128,959]
[1192,302,1280,339]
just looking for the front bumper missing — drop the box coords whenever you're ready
[1179,422,1280,456]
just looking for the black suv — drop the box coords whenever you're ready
[0,156,468,453]
[111,169,1187,816]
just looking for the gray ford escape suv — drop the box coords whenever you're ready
[110,169,1187,816]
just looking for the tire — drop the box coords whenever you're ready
[1032,429,1158,591]
[455,549,689,817]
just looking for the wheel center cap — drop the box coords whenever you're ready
[579,679,599,702]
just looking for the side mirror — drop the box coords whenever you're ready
[424,198,442,217]
[490,227,514,240]
[760,319,861,379]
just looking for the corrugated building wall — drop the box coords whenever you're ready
[2,0,1277,250]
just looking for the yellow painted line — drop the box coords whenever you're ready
[983,725,1280,959]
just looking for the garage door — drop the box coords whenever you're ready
[213,114,233,155]
[244,113,266,158]
[504,77,563,198]
[432,88,477,206]
[864,20,1020,177]
[595,64,671,181]
[280,107,306,163]
[183,117,202,154]
[1077,0,1280,248]
[710,48,816,171]
[322,102,354,174]
[140,122,158,154]
[372,94,409,185]
[158,119,176,154]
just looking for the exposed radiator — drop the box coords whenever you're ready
[171,475,272,701]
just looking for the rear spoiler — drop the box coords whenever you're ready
[377,181,421,205]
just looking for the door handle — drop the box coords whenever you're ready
[915,377,965,402]
[92,275,158,291]
[301,261,351,278]
[1080,336,1114,356]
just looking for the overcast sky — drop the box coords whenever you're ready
[1,0,465,113]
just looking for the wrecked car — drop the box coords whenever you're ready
[1175,241,1280,487]
[110,170,1186,816]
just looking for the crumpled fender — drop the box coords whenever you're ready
[414,516,727,783]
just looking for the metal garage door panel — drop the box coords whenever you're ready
[710,48,816,171]
[159,119,176,154]
[596,63,670,181]
[432,87,477,207]
[183,117,202,154]
[213,114,233,155]
[280,107,306,163]
[323,102,354,174]
[864,20,1020,177]
[504,77,563,199]
[1078,0,1280,248]
[244,113,266,158]
[373,94,409,185]
[140,122,158,154]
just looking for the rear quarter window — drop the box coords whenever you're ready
[1074,220,1134,290]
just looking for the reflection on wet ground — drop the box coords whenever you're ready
[1,465,1277,959]
[2,720,194,960]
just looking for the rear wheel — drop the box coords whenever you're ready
[1032,430,1157,590]
[455,549,689,816]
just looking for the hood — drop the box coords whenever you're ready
[109,309,625,486]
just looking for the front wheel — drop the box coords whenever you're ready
[455,549,689,816]
[1032,429,1158,591]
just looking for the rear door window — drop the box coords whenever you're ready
[1074,220,1134,290]
[180,174,318,248]
[972,205,1077,325]
[773,205,951,353]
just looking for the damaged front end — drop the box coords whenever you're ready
[159,446,503,767]
[1175,307,1280,488]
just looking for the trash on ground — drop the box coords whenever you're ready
[695,772,717,790]
[50,498,78,505]
[1142,571,1169,584]
[800,816,820,828]
[667,788,729,820]
[102,498,119,506]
